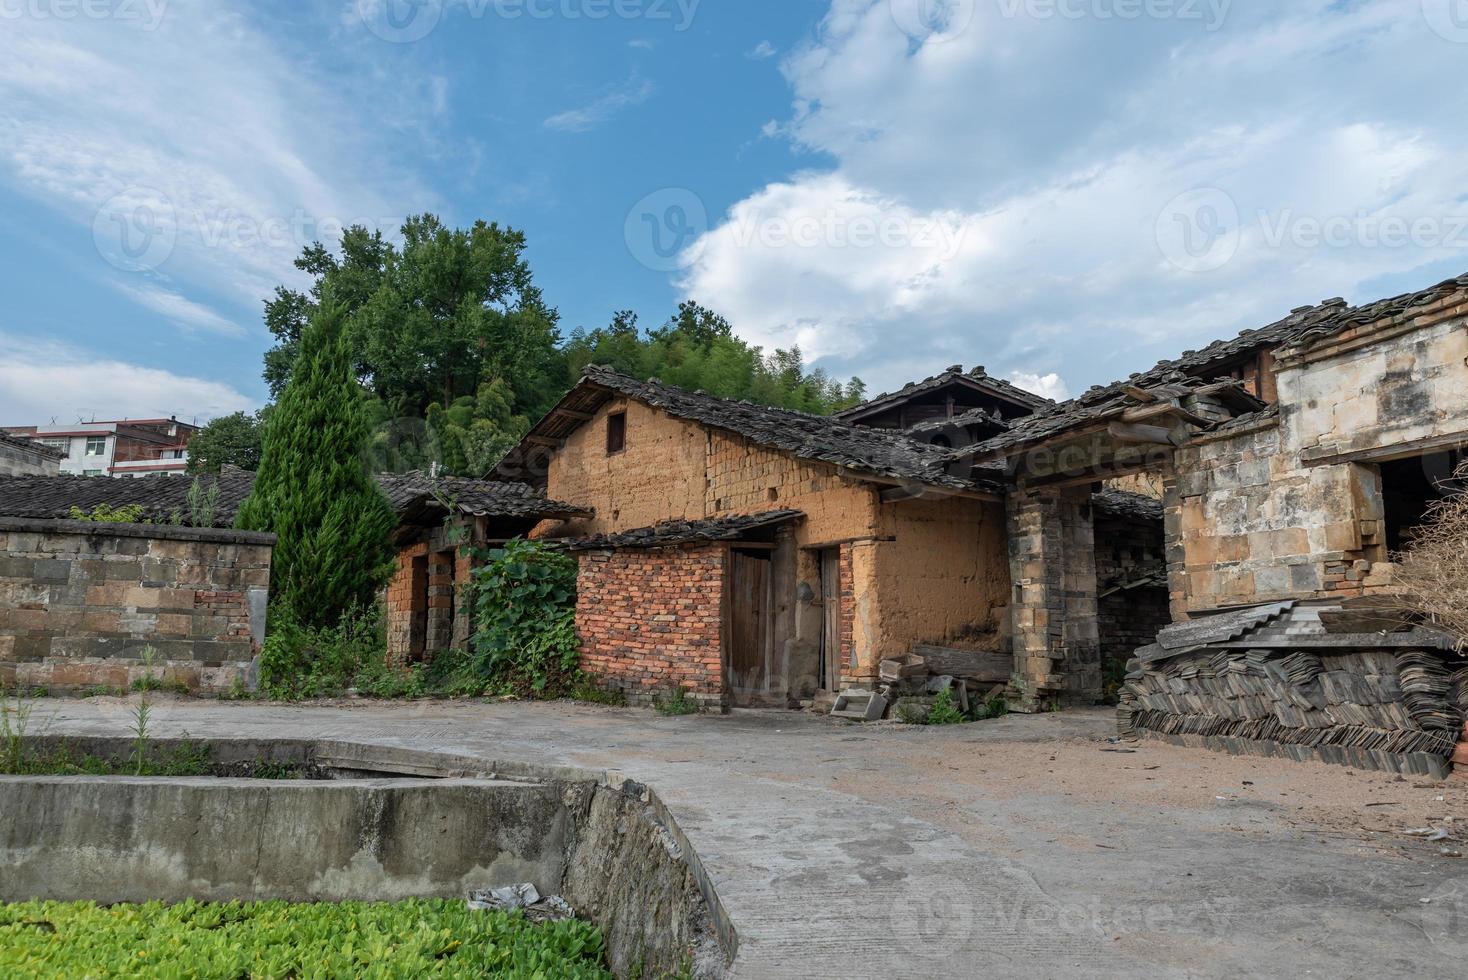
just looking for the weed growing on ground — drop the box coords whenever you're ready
[2,694,35,772]
[653,688,701,717]
[926,688,965,726]
[568,679,627,707]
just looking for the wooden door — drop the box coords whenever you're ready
[819,548,841,692]
[728,549,772,705]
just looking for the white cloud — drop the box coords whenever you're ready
[113,283,244,337]
[678,1,1468,396]
[1008,372,1068,402]
[544,77,656,133]
[0,7,421,323]
[0,333,256,425]
[747,40,777,59]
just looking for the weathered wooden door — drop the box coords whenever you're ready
[727,549,772,705]
[819,548,841,692]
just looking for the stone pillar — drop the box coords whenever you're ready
[1006,485,1101,709]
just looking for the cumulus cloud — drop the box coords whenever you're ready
[0,333,256,425]
[677,1,1468,396]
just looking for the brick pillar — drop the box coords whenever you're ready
[1006,485,1101,709]
[425,550,456,656]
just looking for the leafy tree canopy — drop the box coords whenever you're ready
[186,410,267,475]
[262,220,866,478]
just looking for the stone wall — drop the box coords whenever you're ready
[0,517,272,693]
[1006,487,1101,708]
[1167,300,1468,616]
[576,543,727,709]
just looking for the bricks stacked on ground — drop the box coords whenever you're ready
[1120,648,1468,778]
[575,544,726,709]
[0,516,272,694]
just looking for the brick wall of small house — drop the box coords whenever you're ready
[576,544,726,708]
[385,542,428,666]
[0,518,272,694]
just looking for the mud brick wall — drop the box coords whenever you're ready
[0,517,273,694]
[576,544,726,709]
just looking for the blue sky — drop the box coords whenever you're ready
[2,0,1467,424]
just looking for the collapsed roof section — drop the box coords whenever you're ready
[501,365,1007,498]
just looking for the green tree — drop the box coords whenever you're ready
[237,297,396,630]
[263,215,564,421]
[186,411,266,474]
[425,378,531,476]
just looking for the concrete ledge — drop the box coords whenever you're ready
[1,736,730,978]
[0,515,276,546]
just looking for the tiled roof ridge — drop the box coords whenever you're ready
[0,431,65,459]
[578,365,1000,494]
[559,509,805,551]
[834,363,1053,419]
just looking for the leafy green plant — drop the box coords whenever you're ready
[78,685,123,699]
[258,602,386,699]
[2,694,35,773]
[895,699,929,725]
[569,679,627,707]
[66,503,147,523]
[467,538,581,697]
[0,899,614,978]
[186,475,221,528]
[653,687,701,717]
[926,688,965,726]
[219,676,254,701]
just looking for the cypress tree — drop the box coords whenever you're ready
[237,296,396,629]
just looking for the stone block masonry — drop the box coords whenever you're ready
[0,517,273,694]
[576,543,726,710]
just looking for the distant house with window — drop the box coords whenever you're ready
[2,418,199,477]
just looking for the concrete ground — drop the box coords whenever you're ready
[24,696,1468,978]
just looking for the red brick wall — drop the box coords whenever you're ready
[385,542,428,666]
[576,544,726,709]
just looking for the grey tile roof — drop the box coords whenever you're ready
[560,509,805,551]
[509,366,1006,496]
[0,470,586,529]
[0,471,256,527]
[0,432,65,459]
[963,272,1468,461]
[834,364,1054,421]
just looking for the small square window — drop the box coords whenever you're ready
[85,436,107,456]
[83,469,103,477]
[606,412,626,455]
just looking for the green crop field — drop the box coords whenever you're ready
[0,898,614,978]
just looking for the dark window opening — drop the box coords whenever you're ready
[606,411,626,454]
[1381,450,1466,553]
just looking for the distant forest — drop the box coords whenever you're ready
[189,214,866,477]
